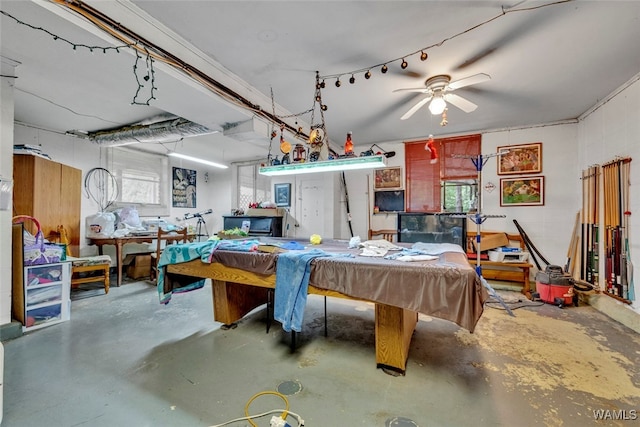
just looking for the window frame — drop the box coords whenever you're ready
[106,147,170,217]
[236,161,271,209]
[405,134,481,213]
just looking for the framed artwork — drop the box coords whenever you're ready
[172,167,197,208]
[500,176,545,206]
[274,183,291,207]
[497,142,542,175]
[374,167,403,190]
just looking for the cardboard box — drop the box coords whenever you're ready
[472,232,509,252]
[246,208,284,217]
[124,253,152,279]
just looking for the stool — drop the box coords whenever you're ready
[69,255,112,294]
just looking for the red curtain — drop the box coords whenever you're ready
[405,134,481,212]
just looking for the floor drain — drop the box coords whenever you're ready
[277,380,303,396]
[385,417,419,427]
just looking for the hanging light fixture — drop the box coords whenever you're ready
[428,93,447,115]
[259,155,387,176]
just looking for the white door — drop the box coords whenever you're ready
[298,179,324,238]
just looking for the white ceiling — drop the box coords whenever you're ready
[2,0,640,164]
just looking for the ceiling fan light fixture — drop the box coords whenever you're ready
[428,96,447,115]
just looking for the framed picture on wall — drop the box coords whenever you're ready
[274,183,291,207]
[172,167,197,208]
[497,142,542,175]
[500,176,545,206]
[374,167,402,190]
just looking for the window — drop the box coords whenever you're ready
[405,134,480,212]
[442,180,477,213]
[106,147,169,217]
[237,162,271,209]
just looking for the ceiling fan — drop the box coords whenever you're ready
[393,73,491,120]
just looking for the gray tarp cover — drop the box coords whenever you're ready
[188,239,488,332]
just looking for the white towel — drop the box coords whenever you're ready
[396,254,438,262]
[360,247,388,257]
[361,239,401,251]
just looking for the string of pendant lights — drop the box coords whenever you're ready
[317,0,572,88]
[3,2,306,139]
[1,9,157,106]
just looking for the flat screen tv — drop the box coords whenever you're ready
[374,190,405,213]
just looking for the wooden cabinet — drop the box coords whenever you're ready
[13,154,82,256]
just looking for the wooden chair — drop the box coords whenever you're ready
[368,229,396,242]
[150,227,189,282]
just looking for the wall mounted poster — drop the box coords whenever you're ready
[274,183,291,207]
[497,142,542,175]
[172,167,197,208]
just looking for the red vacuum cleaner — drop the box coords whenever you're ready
[535,265,575,307]
[514,219,596,308]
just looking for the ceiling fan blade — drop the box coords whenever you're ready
[392,87,430,93]
[400,95,432,120]
[448,73,491,90]
[445,93,478,113]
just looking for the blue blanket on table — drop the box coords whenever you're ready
[274,249,352,333]
[157,239,261,304]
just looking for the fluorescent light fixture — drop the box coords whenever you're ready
[259,155,386,176]
[168,152,228,169]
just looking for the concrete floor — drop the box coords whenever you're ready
[2,278,639,427]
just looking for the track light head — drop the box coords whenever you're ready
[335,78,341,87]
[364,70,371,79]
[381,64,388,74]
[349,74,355,84]
[420,51,428,61]
[401,59,408,69]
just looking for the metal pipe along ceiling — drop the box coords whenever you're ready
[88,117,219,145]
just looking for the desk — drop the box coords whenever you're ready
[163,240,487,374]
[88,233,195,286]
